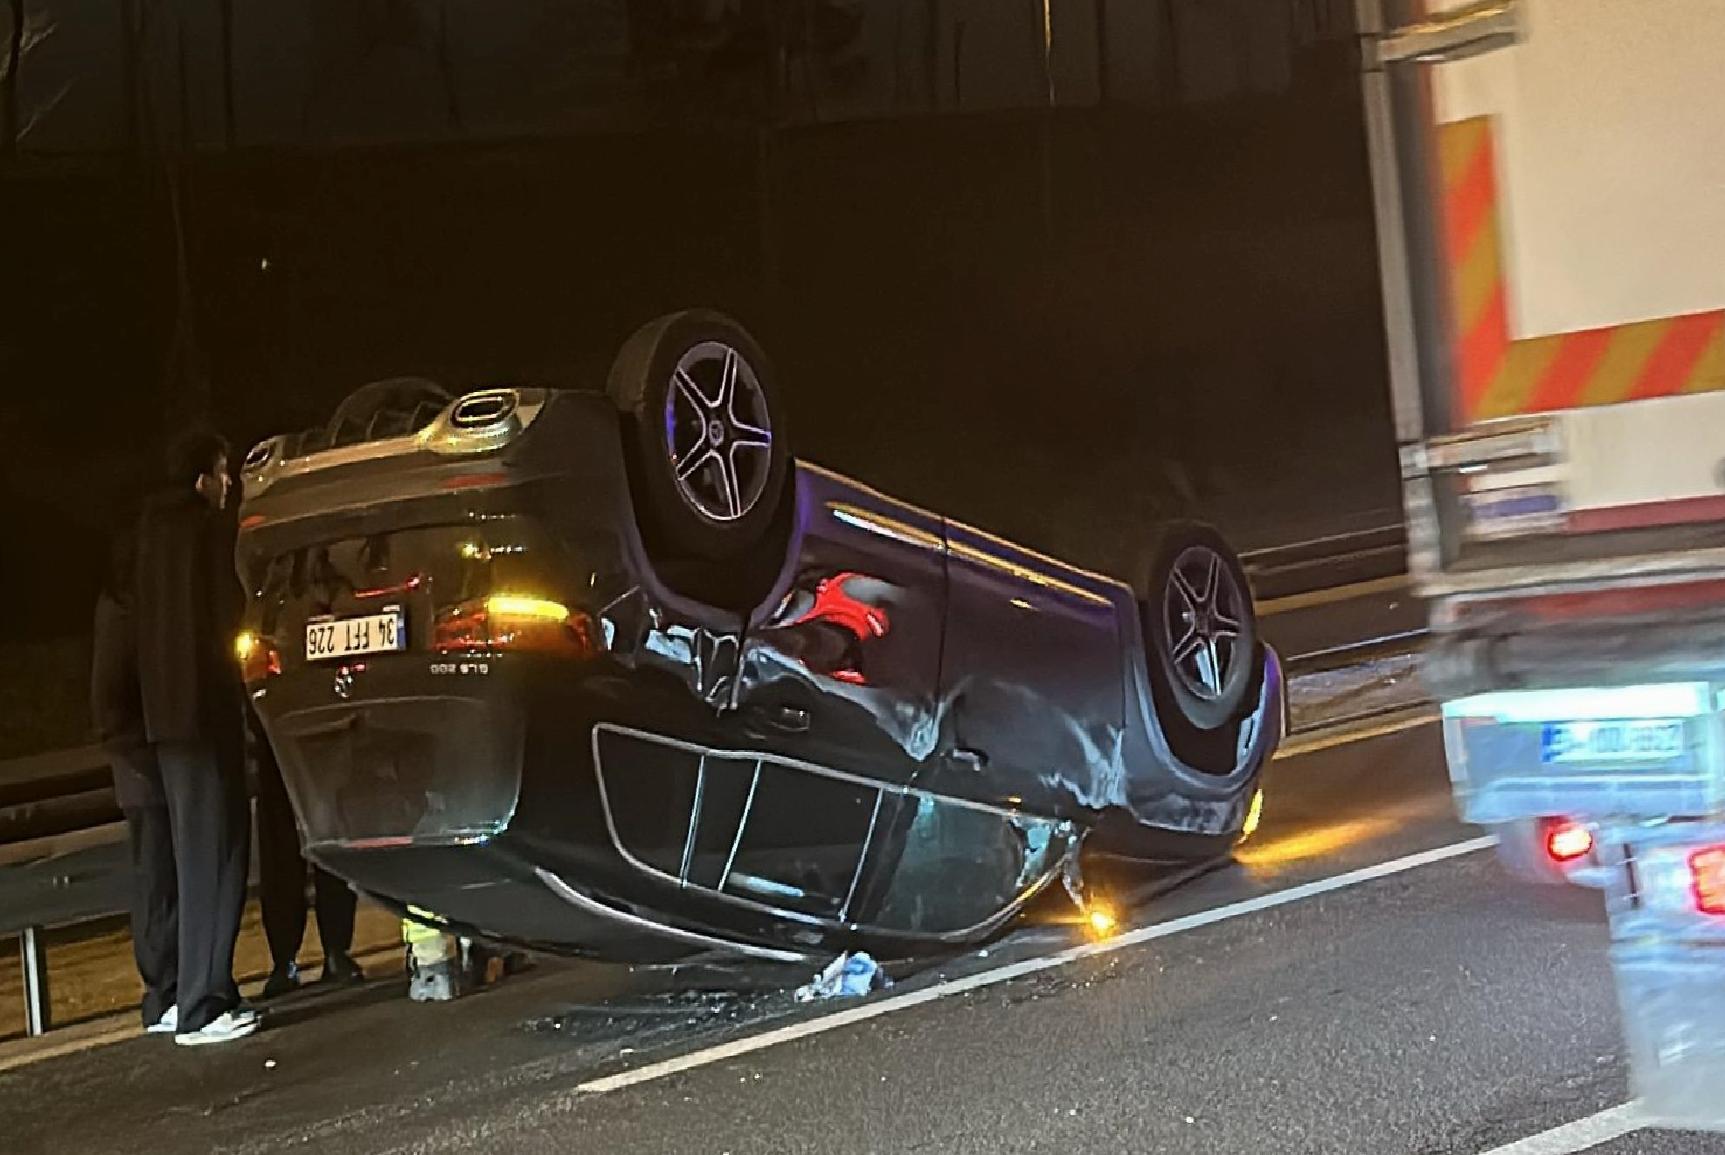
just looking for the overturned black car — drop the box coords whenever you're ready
[236,312,1285,964]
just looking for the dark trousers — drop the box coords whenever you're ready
[256,739,355,967]
[157,740,249,1033]
[122,804,178,1026]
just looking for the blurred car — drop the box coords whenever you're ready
[235,311,1284,963]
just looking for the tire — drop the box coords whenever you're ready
[606,311,791,564]
[1139,521,1261,761]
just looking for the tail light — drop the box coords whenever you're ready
[433,595,596,658]
[235,631,282,684]
[1689,847,1725,915]
[1544,818,1594,864]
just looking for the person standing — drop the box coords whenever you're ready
[91,527,179,1035]
[133,429,258,1046]
[255,710,364,998]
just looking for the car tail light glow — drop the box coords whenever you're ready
[433,595,595,658]
[1545,819,1594,864]
[1085,904,1118,939]
[235,631,282,683]
[440,471,511,491]
[1240,788,1266,841]
[355,574,425,600]
[1688,846,1725,915]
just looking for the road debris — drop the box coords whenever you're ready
[794,952,890,1002]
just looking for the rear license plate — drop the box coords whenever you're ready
[306,610,407,663]
[1540,719,1685,764]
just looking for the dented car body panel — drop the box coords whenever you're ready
[237,390,1282,962]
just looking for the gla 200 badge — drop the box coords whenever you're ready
[430,661,491,676]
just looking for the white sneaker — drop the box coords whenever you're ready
[145,1005,178,1035]
[408,960,460,1003]
[174,1008,261,1047]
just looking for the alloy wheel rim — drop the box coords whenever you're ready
[1162,544,1245,701]
[663,341,774,523]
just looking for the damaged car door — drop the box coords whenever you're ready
[679,468,952,927]
[932,521,1129,819]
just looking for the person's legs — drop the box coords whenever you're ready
[403,915,462,1002]
[312,867,361,980]
[254,734,307,992]
[158,740,250,1033]
[122,803,178,1026]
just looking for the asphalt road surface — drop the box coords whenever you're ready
[6,717,1725,1155]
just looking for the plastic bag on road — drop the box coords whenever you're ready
[794,952,890,1002]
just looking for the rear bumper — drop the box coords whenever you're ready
[266,693,524,848]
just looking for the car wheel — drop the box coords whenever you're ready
[1140,521,1261,756]
[607,310,791,565]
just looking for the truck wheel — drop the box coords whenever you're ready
[607,311,791,565]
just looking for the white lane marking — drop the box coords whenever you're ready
[1277,708,1439,760]
[1473,1103,1644,1155]
[0,1025,139,1077]
[577,833,1499,1095]
[0,941,408,1073]
[0,714,1432,1077]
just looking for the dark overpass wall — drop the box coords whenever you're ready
[1,0,1395,640]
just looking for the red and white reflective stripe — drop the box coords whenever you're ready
[1452,578,1725,626]
[1566,494,1725,535]
[1437,115,1725,425]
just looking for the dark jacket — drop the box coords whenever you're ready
[91,584,165,809]
[133,488,244,751]
[92,589,146,751]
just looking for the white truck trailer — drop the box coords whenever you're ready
[1357,0,1725,1127]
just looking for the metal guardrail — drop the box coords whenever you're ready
[1284,628,1429,677]
[1241,524,1407,568]
[0,746,116,850]
[1243,524,1410,603]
